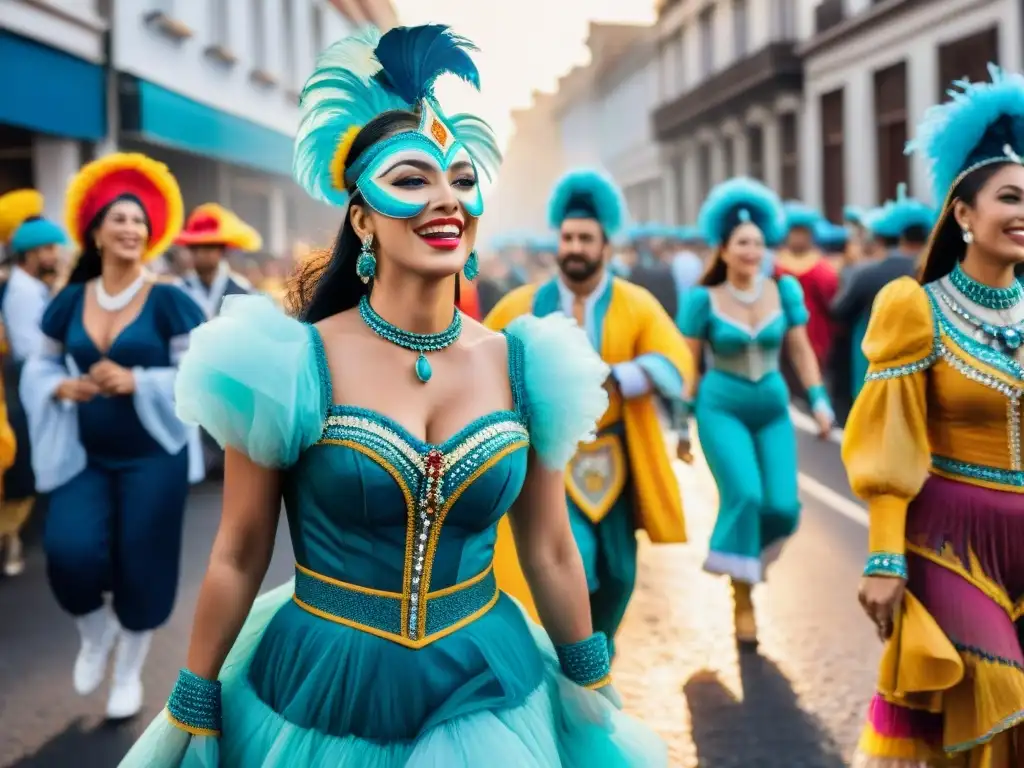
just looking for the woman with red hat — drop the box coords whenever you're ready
[175,203,260,318]
[19,152,206,720]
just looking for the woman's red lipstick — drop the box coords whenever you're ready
[415,218,463,251]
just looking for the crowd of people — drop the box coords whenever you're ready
[0,21,1023,768]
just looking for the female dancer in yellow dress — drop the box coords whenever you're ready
[846,65,1024,766]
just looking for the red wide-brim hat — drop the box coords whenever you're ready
[65,153,183,263]
[174,203,262,251]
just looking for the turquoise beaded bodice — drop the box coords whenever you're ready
[281,329,531,645]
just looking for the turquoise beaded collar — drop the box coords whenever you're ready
[358,295,463,383]
[949,263,1023,310]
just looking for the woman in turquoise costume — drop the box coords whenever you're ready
[678,178,834,646]
[120,25,666,768]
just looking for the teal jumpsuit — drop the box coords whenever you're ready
[678,275,807,584]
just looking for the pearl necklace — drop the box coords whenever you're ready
[95,273,146,312]
[724,276,764,305]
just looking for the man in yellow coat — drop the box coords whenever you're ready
[486,169,691,654]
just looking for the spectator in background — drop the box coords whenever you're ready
[0,189,66,577]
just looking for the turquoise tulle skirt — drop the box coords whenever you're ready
[119,581,666,767]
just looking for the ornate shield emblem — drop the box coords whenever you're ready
[565,434,627,524]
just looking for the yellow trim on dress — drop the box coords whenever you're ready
[165,710,220,738]
[291,562,500,650]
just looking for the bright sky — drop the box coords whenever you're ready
[391,0,657,150]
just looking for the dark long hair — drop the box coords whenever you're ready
[67,194,152,284]
[699,217,768,287]
[291,109,424,323]
[919,162,1008,285]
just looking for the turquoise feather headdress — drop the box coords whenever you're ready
[813,220,848,251]
[547,169,626,238]
[293,25,501,211]
[907,64,1024,204]
[783,200,823,233]
[697,177,785,247]
[868,183,935,240]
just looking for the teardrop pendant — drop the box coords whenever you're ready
[414,352,432,383]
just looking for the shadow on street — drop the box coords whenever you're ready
[685,651,847,768]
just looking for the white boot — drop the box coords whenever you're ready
[2,533,24,576]
[105,629,152,719]
[73,606,119,696]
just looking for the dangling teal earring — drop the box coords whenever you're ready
[463,250,479,281]
[356,235,376,284]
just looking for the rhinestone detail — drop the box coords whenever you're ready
[949,263,1024,310]
[358,295,462,384]
[863,552,908,579]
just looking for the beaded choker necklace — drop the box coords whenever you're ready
[358,295,462,383]
[949,263,1023,310]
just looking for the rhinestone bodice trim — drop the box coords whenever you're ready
[862,282,1024,481]
[318,407,529,643]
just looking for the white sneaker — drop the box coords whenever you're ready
[105,629,152,719]
[2,534,24,576]
[73,607,119,696]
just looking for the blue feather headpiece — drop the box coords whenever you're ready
[9,217,66,254]
[813,220,848,251]
[907,64,1024,205]
[293,25,501,216]
[547,169,626,238]
[697,177,785,247]
[843,205,864,225]
[868,183,936,240]
[673,225,703,243]
[783,200,823,233]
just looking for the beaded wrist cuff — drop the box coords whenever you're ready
[864,552,908,580]
[166,668,222,737]
[556,632,612,689]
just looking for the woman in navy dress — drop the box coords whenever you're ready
[20,152,206,720]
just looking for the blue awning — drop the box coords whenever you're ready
[120,76,293,177]
[0,31,105,140]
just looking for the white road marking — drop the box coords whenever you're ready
[797,472,867,527]
[789,405,844,445]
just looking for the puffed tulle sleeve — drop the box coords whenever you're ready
[841,277,936,556]
[174,294,327,468]
[778,274,811,327]
[505,313,610,470]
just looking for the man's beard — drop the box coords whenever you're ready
[37,264,58,279]
[558,253,602,283]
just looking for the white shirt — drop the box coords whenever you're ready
[555,271,651,398]
[2,266,50,363]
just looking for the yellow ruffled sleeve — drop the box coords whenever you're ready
[841,277,935,563]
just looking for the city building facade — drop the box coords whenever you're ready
[800,0,1023,218]
[0,0,397,255]
[652,0,817,225]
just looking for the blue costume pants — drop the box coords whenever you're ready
[44,449,190,631]
[696,370,800,583]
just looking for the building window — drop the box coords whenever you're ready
[733,0,748,59]
[780,112,799,200]
[311,2,324,62]
[821,88,845,223]
[723,135,735,178]
[747,124,764,181]
[698,143,712,201]
[874,61,908,201]
[699,7,714,78]
[938,27,999,98]
[250,0,266,69]
[773,0,796,38]
[281,0,295,86]
[209,0,229,45]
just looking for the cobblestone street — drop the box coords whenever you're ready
[0,429,878,767]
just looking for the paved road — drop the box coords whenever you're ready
[0,423,877,768]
